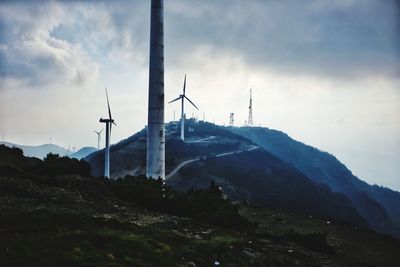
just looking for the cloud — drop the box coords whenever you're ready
[0,0,399,190]
[1,0,398,89]
[0,1,99,89]
[165,0,400,80]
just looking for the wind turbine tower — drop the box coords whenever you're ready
[247,89,254,127]
[94,129,103,150]
[168,75,198,141]
[99,88,116,178]
[147,0,165,179]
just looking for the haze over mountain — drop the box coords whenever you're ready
[69,147,97,160]
[85,121,400,237]
[0,141,96,161]
[0,141,69,159]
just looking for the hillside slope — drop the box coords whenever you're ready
[167,149,367,227]
[1,144,400,267]
[230,127,400,237]
[85,121,253,178]
[86,121,367,228]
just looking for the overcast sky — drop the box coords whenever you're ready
[0,0,399,190]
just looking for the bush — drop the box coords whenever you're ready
[42,153,91,177]
[106,176,250,229]
[0,145,24,159]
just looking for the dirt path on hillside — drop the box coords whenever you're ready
[165,145,258,180]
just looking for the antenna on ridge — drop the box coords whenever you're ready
[229,113,234,127]
[247,88,254,127]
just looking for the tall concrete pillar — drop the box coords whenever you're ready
[146,0,165,179]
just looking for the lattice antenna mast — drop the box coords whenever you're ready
[229,113,234,127]
[247,89,254,127]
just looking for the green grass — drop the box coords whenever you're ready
[240,205,400,267]
[0,208,255,267]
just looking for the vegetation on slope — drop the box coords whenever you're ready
[2,144,400,266]
[169,149,367,228]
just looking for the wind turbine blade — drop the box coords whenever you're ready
[184,96,198,110]
[112,121,117,126]
[168,96,182,104]
[183,74,186,95]
[105,88,112,120]
[100,129,103,134]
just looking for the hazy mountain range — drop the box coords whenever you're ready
[0,142,96,160]
[0,142,69,159]
[85,120,400,237]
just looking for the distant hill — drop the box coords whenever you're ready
[0,141,68,159]
[230,126,400,237]
[86,121,368,228]
[69,147,97,159]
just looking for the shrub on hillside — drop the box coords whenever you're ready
[107,176,250,229]
[0,145,24,159]
[42,153,91,177]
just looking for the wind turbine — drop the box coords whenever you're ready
[168,75,198,141]
[99,88,116,178]
[94,129,103,150]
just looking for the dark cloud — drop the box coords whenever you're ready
[164,0,400,79]
[0,0,399,88]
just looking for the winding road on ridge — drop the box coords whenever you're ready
[165,145,259,180]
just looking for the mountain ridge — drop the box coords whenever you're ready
[0,141,68,159]
[230,126,400,236]
[85,121,381,231]
[69,146,97,159]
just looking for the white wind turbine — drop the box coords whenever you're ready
[168,75,198,141]
[99,88,116,178]
[94,129,103,150]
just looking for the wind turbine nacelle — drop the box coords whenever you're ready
[100,118,113,123]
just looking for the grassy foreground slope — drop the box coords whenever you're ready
[1,145,400,266]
